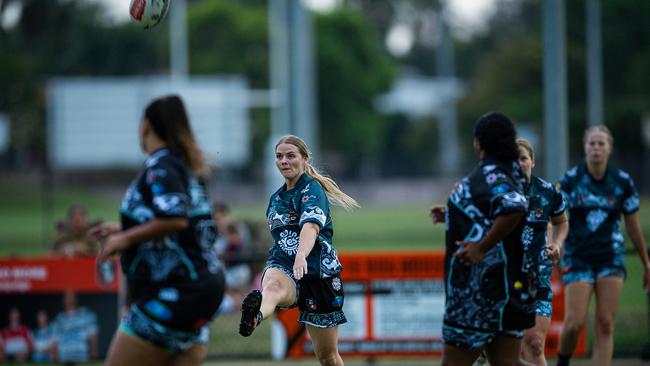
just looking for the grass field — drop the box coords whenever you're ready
[1,176,650,357]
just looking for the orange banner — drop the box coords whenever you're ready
[274,251,586,358]
[0,256,120,293]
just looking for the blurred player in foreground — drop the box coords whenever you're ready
[92,95,225,366]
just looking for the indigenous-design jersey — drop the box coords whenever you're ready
[444,157,534,332]
[120,148,221,287]
[266,173,341,278]
[522,175,566,300]
[558,163,639,269]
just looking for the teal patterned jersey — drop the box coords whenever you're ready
[558,163,639,269]
[522,175,566,300]
[266,173,341,278]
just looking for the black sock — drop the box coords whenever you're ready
[556,353,571,366]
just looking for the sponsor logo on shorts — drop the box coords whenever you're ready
[331,277,342,291]
[306,298,317,311]
[331,296,344,307]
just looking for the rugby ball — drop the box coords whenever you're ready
[129,0,171,29]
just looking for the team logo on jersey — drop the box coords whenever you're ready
[278,230,299,255]
[586,209,608,232]
[306,298,317,311]
[332,277,342,291]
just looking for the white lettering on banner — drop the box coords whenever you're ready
[0,266,48,280]
[339,282,367,339]
[0,281,32,292]
[371,280,444,339]
[11,266,48,280]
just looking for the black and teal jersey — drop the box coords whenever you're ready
[522,175,566,299]
[444,156,534,332]
[266,173,341,278]
[119,148,222,286]
[558,163,639,269]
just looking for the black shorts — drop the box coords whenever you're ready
[297,276,347,328]
[128,270,225,332]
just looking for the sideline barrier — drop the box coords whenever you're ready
[273,251,587,359]
[0,256,121,359]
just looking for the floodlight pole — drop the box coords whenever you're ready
[586,0,604,127]
[169,0,189,79]
[435,9,460,177]
[267,0,317,194]
[543,0,569,183]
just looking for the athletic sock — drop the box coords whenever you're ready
[556,353,571,366]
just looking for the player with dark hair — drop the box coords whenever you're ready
[517,139,568,366]
[556,126,650,366]
[439,112,534,366]
[92,95,224,366]
[238,134,358,366]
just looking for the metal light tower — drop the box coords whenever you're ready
[543,0,569,183]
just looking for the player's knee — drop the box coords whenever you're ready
[524,334,544,357]
[563,317,586,336]
[595,315,615,336]
[315,351,340,366]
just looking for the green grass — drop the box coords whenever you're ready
[1,176,650,355]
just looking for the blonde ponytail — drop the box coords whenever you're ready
[304,163,359,211]
[276,135,359,211]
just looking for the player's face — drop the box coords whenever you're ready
[518,147,535,179]
[275,143,306,183]
[584,130,611,165]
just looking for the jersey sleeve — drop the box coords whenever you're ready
[298,182,329,229]
[145,159,189,218]
[621,173,640,215]
[488,171,528,218]
[557,170,573,204]
[551,185,567,217]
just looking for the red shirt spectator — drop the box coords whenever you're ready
[1,307,33,362]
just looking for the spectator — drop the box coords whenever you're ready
[213,202,252,255]
[218,221,253,314]
[0,307,33,362]
[51,290,98,365]
[32,310,55,363]
[51,205,100,257]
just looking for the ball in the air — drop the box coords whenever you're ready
[129,0,171,29]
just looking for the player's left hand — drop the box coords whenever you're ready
[454,240,485,265]
[293,252,308,280]
[96,232,129,263]
[545,242,562,263]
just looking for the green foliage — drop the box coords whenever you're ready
[315,9,397,166]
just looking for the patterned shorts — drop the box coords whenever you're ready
[120,305,210,351]
[263,263,347,328]
[562,266,626,285]
[535,300,552,318]
[443,324,524,350]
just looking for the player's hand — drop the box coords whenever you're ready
[88,223,121,240]
[545,242,562,263]
[293,252,308,280]
[453,240,485,265]
[429,205,446,224]
[96,232,129,263]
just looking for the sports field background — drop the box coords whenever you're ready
[1,176,649,359]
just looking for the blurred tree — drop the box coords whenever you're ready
[315,9,397,176]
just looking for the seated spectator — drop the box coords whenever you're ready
[51,205,100,257]
[32,310,55,363]
[223,220,253,290]
[51,290,98,364]
[0,307,33,362]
